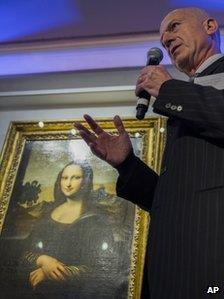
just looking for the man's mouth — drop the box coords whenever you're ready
[170,45,181,56]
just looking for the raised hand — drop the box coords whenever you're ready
[74,115,133,167]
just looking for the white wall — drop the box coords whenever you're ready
[0,65,186,152]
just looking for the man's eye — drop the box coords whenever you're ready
[171,22,180,31]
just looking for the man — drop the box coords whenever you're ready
[75,7,224,299]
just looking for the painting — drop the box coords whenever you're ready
[0,117,165,299]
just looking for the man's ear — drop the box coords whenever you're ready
[203,18,219,35]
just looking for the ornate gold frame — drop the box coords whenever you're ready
[0,116,166,298]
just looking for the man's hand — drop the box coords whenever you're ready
[74,115,132,167]
[136,65,172,98]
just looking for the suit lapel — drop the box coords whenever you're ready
[197,56,224,77]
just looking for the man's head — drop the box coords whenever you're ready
[160,7,221,75]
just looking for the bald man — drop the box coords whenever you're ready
[75,7,224,299]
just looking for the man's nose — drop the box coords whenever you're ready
[162,32,175,50]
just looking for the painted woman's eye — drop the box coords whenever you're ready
[72,175,83,180]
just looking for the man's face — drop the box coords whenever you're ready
[160,10,209,72]
[60,164,83,198]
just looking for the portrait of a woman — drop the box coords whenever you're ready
[0,160,130,299]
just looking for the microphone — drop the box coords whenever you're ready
[136,47,163,120]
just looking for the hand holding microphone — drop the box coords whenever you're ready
[136,47,172,119]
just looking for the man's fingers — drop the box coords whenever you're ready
[83,114,104,135]
[113,115,126,135]
[137,74,147,84]
[140,65,157,75]
[135,83,146,97]
[74,116,104,138]
[74,121,90,134]
[79,130,97,146]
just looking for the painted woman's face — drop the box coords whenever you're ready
[60,164,83,198]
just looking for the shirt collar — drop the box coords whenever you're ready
[196,53,224,74]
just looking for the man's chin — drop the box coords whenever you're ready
[172,57,188,72]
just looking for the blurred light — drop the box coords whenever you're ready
[70,129,77,136]
[37,241,43,249]
[102,242,108,250]
[0,34,223,76]
[0,41,170,76]
[38,121,44,128]
[0,0,82,42]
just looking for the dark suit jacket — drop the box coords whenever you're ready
[116,56,224,299]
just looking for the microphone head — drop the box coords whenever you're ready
[146,47,163,65]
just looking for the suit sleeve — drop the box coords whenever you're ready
[153,79,224,139]
[116,151,158,212]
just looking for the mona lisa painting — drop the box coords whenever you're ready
[0,117,165,299]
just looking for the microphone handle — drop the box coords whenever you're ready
[137,89,151,100]
[136,98,149,120]
[136,58,160,119]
